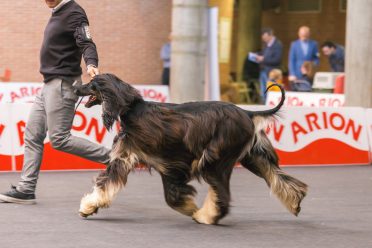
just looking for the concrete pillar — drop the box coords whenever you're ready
[170,0,208,103]
[236,0,262,81]
[345,0,372,107]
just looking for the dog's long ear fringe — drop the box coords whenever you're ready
[93,73,143,131]
[103,112,118,131]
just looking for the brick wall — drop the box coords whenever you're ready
[1,0,346,84]
[0,0,172,84]
[262,0,346,72]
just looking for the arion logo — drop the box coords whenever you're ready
[267,111,365,151]
[10,87,42,103]
[291,112,362,143]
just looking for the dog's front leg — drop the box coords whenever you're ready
[79,158,130,217]
[79,139,137,217]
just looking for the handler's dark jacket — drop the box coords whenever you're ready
[40,0,98,82]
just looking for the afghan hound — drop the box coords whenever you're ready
[74,74,307,225]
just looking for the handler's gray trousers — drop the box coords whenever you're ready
[17,78,111,194]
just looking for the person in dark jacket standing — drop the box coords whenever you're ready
[321,41,345,72]
[0,0,111,204]
[255,28,283,101]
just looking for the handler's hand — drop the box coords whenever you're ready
[87,65,99,81]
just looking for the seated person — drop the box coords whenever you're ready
[266,69,284,92]
[300,61,315,85]
[290,61,315,92]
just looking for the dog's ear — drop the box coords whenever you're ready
[102,98,121,131]
[102,110,119,131]
[94,73,143,130]
[91,75,119,130]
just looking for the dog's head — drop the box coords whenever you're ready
[74,73,143,130]
[73,79,102,108]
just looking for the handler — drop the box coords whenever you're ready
[0,0,110,204]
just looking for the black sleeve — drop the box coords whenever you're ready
[69,10,99,67]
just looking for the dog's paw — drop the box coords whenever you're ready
[79,193,99,218]
[192,209,216,225]
[79,207,99,218]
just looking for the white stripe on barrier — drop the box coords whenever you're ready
[0,82,170,103]
[266,91,345,107]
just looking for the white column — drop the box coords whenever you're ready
[205,7,220,101]
[170,0,208,103]
[345,0,372,107]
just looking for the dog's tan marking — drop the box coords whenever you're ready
[152,162,168,175]
[110,139,139,173]
[191,159,201,176]
[174,196,199,216]
[110,140,138,168]
[192,187,219,225]
[253,116,275,133]
[192,150,216,176]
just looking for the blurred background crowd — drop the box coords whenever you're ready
[0,0,357,105]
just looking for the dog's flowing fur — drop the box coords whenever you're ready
[75,74,308,224]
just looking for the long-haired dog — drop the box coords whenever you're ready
[74,73,307,225]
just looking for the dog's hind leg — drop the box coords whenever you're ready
[79,138,137,217]
[192,163,234,225]
[240,131,308,216]
[161,173,199,217]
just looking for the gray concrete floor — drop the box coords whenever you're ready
[0,166,371,248]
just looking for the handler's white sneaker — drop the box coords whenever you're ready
[0,185,36,204]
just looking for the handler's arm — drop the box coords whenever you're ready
[69,10,99,78]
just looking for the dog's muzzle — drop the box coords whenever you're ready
[73,80,91,96]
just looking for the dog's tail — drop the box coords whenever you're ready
[245,83,285,133]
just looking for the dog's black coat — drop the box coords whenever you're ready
[75,74,307,224]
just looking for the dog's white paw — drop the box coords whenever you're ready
[192,209,216,225]
[79,193,99,218]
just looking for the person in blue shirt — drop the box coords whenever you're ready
[160,34,171,85]
[255,28,283,102]
[321,41,345,72]
[288,26,319,81]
